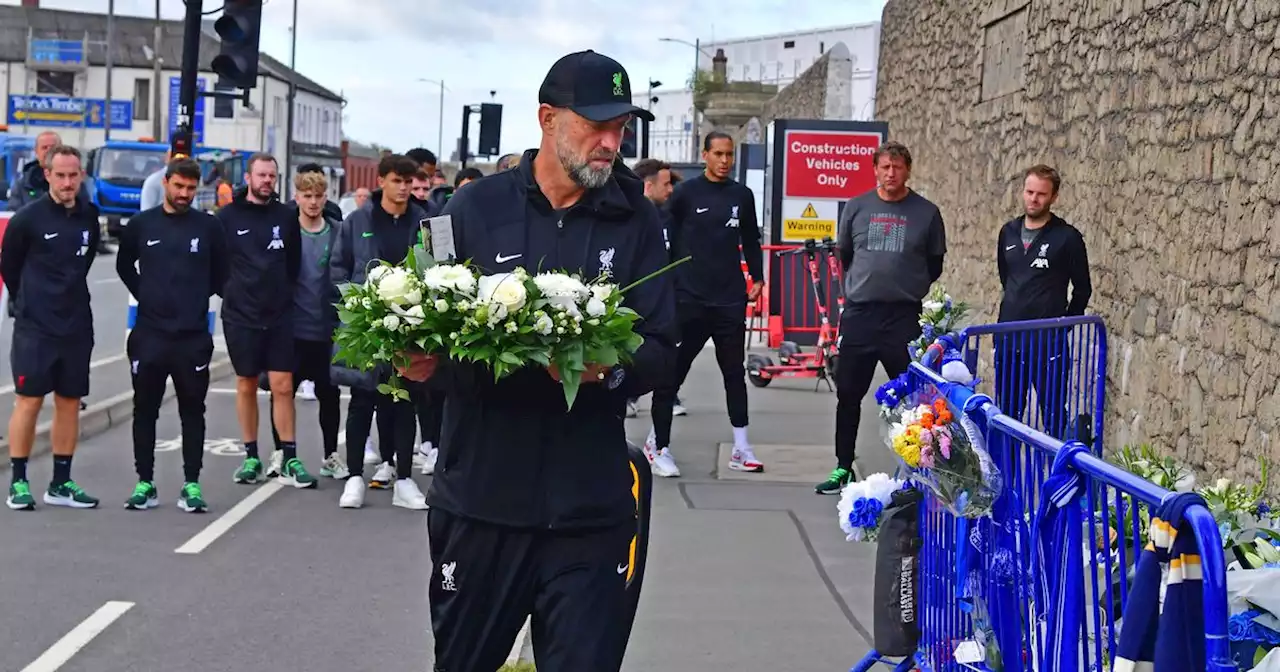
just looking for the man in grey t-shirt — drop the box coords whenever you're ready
[814,141,947,495]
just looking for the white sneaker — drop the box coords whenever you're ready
[363,437,380,466]
[729,444,764,473]
[297,380,316,401]
[651,447,681,478]
[339,476,365,508]
[392,478,429,510]
[412,443,431,469]
[419,447,438,475]
[319,453,350,479]
[641,427,659,462]
[266,450,283,478]
[369,461,396,490]
[672,401,687,417]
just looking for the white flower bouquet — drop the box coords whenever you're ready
[908,283,970,360]
[333,239,686,407]
[837,472,910,542]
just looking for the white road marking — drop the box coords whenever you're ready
[0,353,126,397]
[174,482,284,554]
[20,600,135,672]
[173,433,347,554]
[91,278,120,286]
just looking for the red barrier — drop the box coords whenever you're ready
[737,243,845,349]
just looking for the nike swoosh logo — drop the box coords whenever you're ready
[43,233,58,239]
[237,229,250,235]
[1005,245,1016,251]
[195,364,208,371]
[147,240,160,246]
[361,232,375,238]
[495,253,522,263]
[616,563,628,575]
[695,207,709,213]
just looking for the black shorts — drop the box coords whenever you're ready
[11,329,93,399]
[428,509,634,672]
[223,322,294,378]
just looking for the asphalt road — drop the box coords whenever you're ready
[0,349,892,672]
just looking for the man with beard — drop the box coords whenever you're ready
[2,145,102,510]
[995,164,1091,434]
[216,154,312,488]
[7,132,91,211]
[398,50,676,671]
[116,158,227,512]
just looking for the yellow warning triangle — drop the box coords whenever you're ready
[801,203,818,218]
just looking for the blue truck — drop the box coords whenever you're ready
[83,139,171,237]
[0,134,37,212]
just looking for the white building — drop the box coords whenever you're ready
[0,4,345,200]
[648,23,882,163]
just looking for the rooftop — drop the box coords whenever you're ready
[0,5,343,103]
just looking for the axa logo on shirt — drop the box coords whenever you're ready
[1030,242,1050,269]
[725,205,740,228]
[190,237,200,253]
[266,226,284,251]
[77,229,90,256]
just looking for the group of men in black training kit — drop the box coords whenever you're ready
[0,46,1091,670]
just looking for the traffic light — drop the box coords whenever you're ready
[620,117,638,159]
[477,103,503,157]
[211,0,264,89]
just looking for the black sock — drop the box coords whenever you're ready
[281,441,297,462]
[10,457,27,483]
[52,455,72,485]
[244,441,259,459]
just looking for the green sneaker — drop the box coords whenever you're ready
[279,458,318,489]
[124,481,159,510]
[234,457,265,484]
[6,480,36,510]
[178,482,208,513]
[44,480,100,509]
[815,467,855,495]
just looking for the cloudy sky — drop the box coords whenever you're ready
[9,0,888,158]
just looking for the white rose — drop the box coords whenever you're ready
[922,300,944,312]
[376,268,414,304]
[585,297,607,317]
[382,314,401,331]
[405,304,426,319]
[403,288,422,305]
[476,273,528,314]
[534,272,589,311]
[589,284,614,303]
[367,265,390,283]
[434,299,449,313]
[534,314,554,335]
[423,264,477,295]
[360,297,372,309]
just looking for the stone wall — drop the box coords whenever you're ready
[724,42,856,141]
[876,0,1280,480]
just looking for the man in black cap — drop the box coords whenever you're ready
[398,50,676,672]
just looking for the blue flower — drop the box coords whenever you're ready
[1229,612,1255,641]
[922,323,936,341]
[944,297,953,311]
[1256,501,1272,517]
[874,373,912,408]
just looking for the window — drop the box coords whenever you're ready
[35,70,75,95]
[783,40,795,49]
[819,41,825,53]
[133,79,150,120]
[322,109,330,146]
[273,96,284,128]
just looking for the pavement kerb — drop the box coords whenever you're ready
[0,354,234,469]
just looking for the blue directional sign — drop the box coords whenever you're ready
[29,39,85,67]
[168,76,206,145]
[6,95,132,129]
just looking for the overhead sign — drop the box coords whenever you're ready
[168,76,207,145]
[6,95,132,129]
[783,129,881,200]
[29,39,85,67]
[780,199,837,243]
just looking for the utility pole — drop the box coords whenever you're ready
[283,0,298,198]
[437,80,444,162]
[152,0,163,139]
[171,0,204,157]
[105,0,115,141]
[692,37,701,163]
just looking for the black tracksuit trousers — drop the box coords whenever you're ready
[128,328,213,483]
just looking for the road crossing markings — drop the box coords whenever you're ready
[21,600,135,672]
[173,434,347,555]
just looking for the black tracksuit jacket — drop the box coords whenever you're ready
[997,214,1092,322]
[0,195,100,340]
[215,192,301,328]
[425,150,678,530]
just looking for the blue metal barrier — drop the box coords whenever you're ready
[855,334,1232,672]
[959,316,1107,452]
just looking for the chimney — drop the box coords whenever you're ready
[712,48,728,83]
[21,0,39,7]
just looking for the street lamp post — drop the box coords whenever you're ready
[659,36,715,162]
[418,78,448,161]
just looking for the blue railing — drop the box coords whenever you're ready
[855,321,1232,672]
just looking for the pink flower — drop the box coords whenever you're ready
[919,428,933,445]
[937,429,952,460]
[919,442,935,468]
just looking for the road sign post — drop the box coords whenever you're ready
[171,0,205,158]
[764,119,888,345]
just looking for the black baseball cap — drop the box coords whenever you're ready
[539,50,655,123]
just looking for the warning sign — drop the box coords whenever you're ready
[783,129,882,200]
[780,199,837,243]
